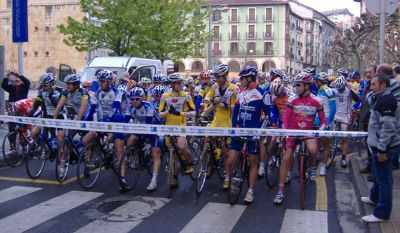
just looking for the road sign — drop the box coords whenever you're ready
[366,0,397,17]
[12,0,28,42]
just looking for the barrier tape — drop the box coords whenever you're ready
[0,115,368,138]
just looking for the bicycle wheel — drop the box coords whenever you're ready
[217,153,225,180]
[188,137,202,165]
[326,137,339,169]
[195,148,210,196]
[77,143,103,190]
[166,149,175,198]
[227,156,244,205]
[299,155,305,210]
[119,146,142,192]
[265,151,281,189]
[56,141,71,183]
[25,139,47,179]
[2,131,25,167]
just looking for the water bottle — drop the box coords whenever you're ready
[50,136,58,151]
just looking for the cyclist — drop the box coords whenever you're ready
[53,74,89,176]
[274,72,326,205]
[81,70,125,186]
[314,72,336,175]
[159,73,196,186]
[337,68,350,81]
[225,66,271,203]
[123,87,160,191]
[257,72,269,89]
[195,71,213,115]
[303,67,318,95]
[30,73,63,144]
[332,76,360,167]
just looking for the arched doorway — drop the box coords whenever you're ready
[191,61,204,72]
[262,61,276,72]
[244,60,258,69]
[228,60,241,73]
[174,61,185,73]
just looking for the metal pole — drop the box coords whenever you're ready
[207,3,212,70]
[379,0,385,64]
[0,46,4,115]
[18,43,24,75]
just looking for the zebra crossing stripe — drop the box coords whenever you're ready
[0,186,42,204]
[179,203,246,233]
[74,197,169,233]
[280,209,328,233]
[0,191,103,233]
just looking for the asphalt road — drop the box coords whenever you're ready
[0,153,342,233]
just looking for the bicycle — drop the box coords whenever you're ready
[164,135,195,198]
[264,136,283,188]
[227,137,254,205]
[76,133,118,190]
[118,136,153,192]
[2,125,29,167]
[292,137,311,210]
[55,129,83,183]
[25,127,58,179]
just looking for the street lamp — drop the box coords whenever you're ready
[207,4,229,70]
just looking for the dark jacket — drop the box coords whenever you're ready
[358,80,371,131]
[1,75,30,102]
[367,89,400,153]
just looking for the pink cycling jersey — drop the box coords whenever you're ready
[283,94,326,130]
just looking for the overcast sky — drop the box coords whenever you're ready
[298,0,361,16]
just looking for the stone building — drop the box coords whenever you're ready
[0,0,86,83]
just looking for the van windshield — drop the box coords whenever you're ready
[80,67,126,82]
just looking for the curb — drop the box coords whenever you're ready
[349,155,382,233]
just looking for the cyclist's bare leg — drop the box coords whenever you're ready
[321,137,331,165]
[306,139,318,166]
[114,137,125,176]
[30,125,42,139]
[259,137,266,172]
[225,149,239,178]
[57,129,65,165]
[279,148,294,187]
[176,136,192,162]
[341,138,349,155]
[151,147,161,175]
[82,131,96,163]
[248,154,258,189]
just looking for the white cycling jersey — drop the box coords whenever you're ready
[333,88,353,125]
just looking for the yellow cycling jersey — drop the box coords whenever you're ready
[204,83,238,127]
[198,84,212,99]
[159,91,195,126]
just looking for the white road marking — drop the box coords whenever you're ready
[0,191,103,233]
[280,209,328,233]
[0,186,41,204]
[180,202,247,233]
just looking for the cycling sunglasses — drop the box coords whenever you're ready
[130,97,143,102]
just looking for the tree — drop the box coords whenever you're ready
[58,0,208,61]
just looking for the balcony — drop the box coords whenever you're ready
[229,50,239,56]
[246,32,257,40]
[306,27,312,33]
[296,41,303,47]
[264,50,274,56]
[247,15,257,23]
[228,15,240,23]
[296,26,303,32]
[213,33,221,41]
[229,32,240,40]
[264,15,273,22]
[264,32,273,39]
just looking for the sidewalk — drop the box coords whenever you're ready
[350,150,400,233]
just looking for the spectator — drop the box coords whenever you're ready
[361,74,400,223]
[359,65,376,176]
[393,65,400,83]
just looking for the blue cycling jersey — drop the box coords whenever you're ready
[95,86,122,121]
[232,84,271,128]
[317,84,336,124]
[151,100,164,124]
[124,101,154,124]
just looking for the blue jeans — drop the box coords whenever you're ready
[369,146,400,219]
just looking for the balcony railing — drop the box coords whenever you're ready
[229,32,240,40]
[264,15,273,22]
[264,32,273,39]
[228,15,240,23]
[247,15,257,23]
[264,50,274,55]
[247,32,257,40]
[296,26,303,32]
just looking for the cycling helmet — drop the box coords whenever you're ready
[152,74,164,82]
[229,77,237,84]
[333,76,347,89]
[185,77,195,86]
[351,70,361,79]
[337,68,349,78]
[81,80,92,88]
[167,73,183,83]
[129,87,145,99]
[282,73,290,85]
[239,66,258,78]
[64,74,80,85]
[302,67,316,75]
[96,70,113,81]
[212,64,229,76]
[257,72,267,79]
[270,68,285,78]
[152,85,166,96]
[294,72,313,84]
[39,73,54,85]
[117,84,128,93]
[141,77,151,84]
[315,72,329,83]
[270,78,286,96]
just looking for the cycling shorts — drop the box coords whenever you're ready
[284,137,316,151]
[151,135,163,148]
[229,137,259,155]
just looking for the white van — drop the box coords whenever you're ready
[58,57,174,89]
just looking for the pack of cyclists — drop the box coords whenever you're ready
[6,64,368,205]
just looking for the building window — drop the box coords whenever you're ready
[34,26,39,32]
[265,8,273,21]
[213,42,220,56]
[230,25,238,39]
[264,42,273,55]
[45,51,50,57]
[45,26,50,32]
[7,0,12,8]
[230,42,238,55]
[248,25,255,38]
[213,10,221,21]
[45,6,52,20]
[247,42,256,55]
[34,52,38,57]
[230,9,238,22]
[265,24,272,38]
[213,26,220,40]
[24,52,27,57]
[248,8,256,22]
